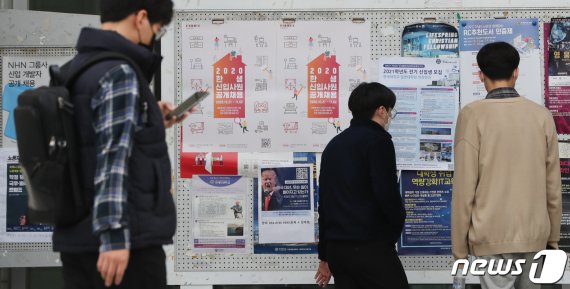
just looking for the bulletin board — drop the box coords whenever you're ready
[170,8,570,287]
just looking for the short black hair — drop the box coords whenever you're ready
[348,82,396,119]
[100,0,174,26]
[476,42,520,80]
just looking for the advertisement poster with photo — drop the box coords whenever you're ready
[545,19,570,136]
[559,159,570,251]
[459,18,542,108]
[379,57,459,171]
[254,157,318,254]
[190,176,249,253]
[179,21,369,153]
[402,23,459,58]
[398,170,452,255]
[0,148,52,243]
[1,56,68,147]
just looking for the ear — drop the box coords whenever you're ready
[134,10,148,29]
[478,71,485,83]
[512,67,519,81]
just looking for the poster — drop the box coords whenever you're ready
[560,159,570,251]
[459,18,542,108]
[379,57,459,171]
[1,56,68,147]
[180,21,370,153]
[0,148,52,243]
[190,176,249,253]
[545,19,570,136]
[257,165,315,244]
[398,170,452,255]
[402,23,459,58]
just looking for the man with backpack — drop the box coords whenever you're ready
[51,1,186,288]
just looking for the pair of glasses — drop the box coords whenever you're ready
[154,26,168,41]
[390,108,398,120]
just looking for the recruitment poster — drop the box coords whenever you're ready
[0,148,52,243]
[179,21,369,154]
[545,19,570,136]
[402,23,459,58]
[379,57,459,171]
[256,164,315,245]
[1,56,68,147]
[560,158,570,251]
[459,18,542,108]
[398,170,452,255]
[190,176,249,253]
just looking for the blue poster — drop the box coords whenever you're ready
[402,23,459,58]
[253,153,318,254]
[398,170,452,255]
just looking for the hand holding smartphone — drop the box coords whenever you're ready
[166,91,209,120]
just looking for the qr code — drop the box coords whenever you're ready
[296,168,308,179]
[261,138,271,148]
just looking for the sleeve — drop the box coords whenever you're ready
[545,112,562,248]
[368,137,406,243]
[451,109,479,259]
[91,64,140,252]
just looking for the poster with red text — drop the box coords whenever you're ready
[180,21,369,157]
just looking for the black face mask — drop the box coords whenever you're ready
[139,34,156,52]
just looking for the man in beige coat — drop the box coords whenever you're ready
[452,41,562,289]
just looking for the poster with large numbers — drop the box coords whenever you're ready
[459,18,542,108]
[379,57,459,171]
[179,21,370,158]
[1,56,68,147]
[0,148,52,243]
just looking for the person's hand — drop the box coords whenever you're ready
[158,101,194,129]
[97,249,130,287]
[314,260,332,288]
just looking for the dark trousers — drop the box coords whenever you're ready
[60,246,166,289]
[327,241,409,289]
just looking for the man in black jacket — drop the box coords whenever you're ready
[53,1,187,288]
[314,82,408,289]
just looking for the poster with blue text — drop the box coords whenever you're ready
[398,170,453,255]
[459,18,542,108]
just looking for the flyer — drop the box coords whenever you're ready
[0,148,53,243]
[398,170,452,255]
[379,57,459,171]
[560,158,570,251]
[459,18,542,108]
[190,176,249,253]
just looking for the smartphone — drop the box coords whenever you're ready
[167,91,209,119]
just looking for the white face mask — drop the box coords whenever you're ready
[384,117,391,131]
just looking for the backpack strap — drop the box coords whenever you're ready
[65,51,150,124]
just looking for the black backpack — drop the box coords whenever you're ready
[14,52,148,226]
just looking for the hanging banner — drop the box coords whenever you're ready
[402,23,459,58]
[379,56,459,171]
[190,176,249,254]
[180,21,369,153]
[459,18,542,108]
[0,148,53,243]
[1,56,68,147]
[398,170,453,255]
[545,19,570,136]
